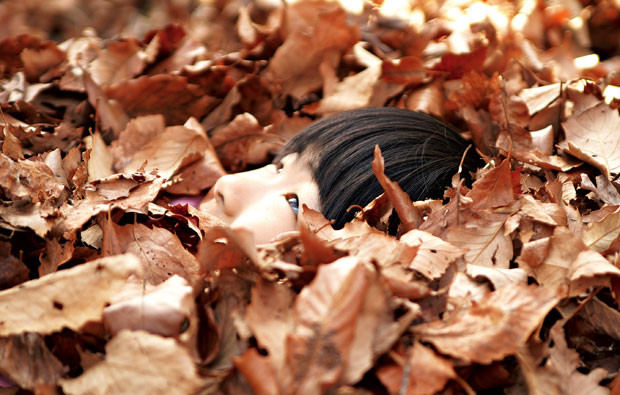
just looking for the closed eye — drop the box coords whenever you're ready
[283,193,299,216]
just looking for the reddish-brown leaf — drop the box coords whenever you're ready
[106,75,216,125]
[432,46,487,80]
[467,157,518,210]
[372,145,422,231]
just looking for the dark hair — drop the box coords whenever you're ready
[276,107,482,229]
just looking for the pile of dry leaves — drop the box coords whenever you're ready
[2,0,620,393]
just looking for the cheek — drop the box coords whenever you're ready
[229,195,298,244]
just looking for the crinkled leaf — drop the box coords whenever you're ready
[265,1,359,98]
[371,145,422,231]
[524,227,620,297]
[413,283,559,364]
[0,333,64,390]
[444,204,518,268]
[467,158,518,210]
[0,254,141,336]
[122,123,207,180]
[101,219,202,289]
[57,173,164,236]
[377,342,456,395]
[106,74,216,125]
[562,102,620,179]
[282,257,400,392]
[582,207,620,253]
[400,229,465,280]
[59,330,202,395]
[89,38,147,87]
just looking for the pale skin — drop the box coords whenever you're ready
[199,152,321,244]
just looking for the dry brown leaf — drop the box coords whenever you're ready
[84,131,114,181]
[122,124,207,180]
[0,253,141,336]
[245,278,295,374]
[59,330,202,395]
[44,148,68,187]
[448,272,491,304]
[164,152,225,194]
[405,78,445,117]
[583,205,620,224]
[466,264,528,289]
[495,125,582,172]
[371,145,422,231]
[381,57,427,85]
[0,71,51,103]
[142,25,195,75]
[57,173,164,236]
[466,157,518,210]
[233,348,279,395]
[562,101,620,179]
[0,202,56,237]
[461,105,500,156]
[300,207,417,269]
[209,112,266,172]
[519,194,567,226]
[400,229,465,280]
[207,268,252,371]
[376,342,456,395]
[524,227,620,296]
[444,203,518,268]
[433,46,487,80]
[308,61,405,115]
[518,83,562,116]
[517,237,551,268]
[517,325,610,395]
[106,75,216,125]
[200,83,241,132]
[582,207,620,253]
[236,7,258,47]
[0,333,64,390]
[0,242,28,290]
[103,275,195,337]
[580,174,620,205]
[282,257,401,392]
[110,114,166,171]
[194,209,260,272]
[0,153,65,204]
[164,117,225,194]
[580,297,620,341]
[489,92,530,130]
[89,38,147,87]
[83,70,129,137]
[101,219,202,289]
[265,1,358,98]
[38,235,75,276]
[413,282,559,364]
[2,128,23,160]
[19,40,66,82]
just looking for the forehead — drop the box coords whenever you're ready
[277,147,318,174]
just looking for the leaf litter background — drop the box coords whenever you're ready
[3,0,620,393]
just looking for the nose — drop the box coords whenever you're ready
[212,169,268,217]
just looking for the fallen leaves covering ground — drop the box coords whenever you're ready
[2,0,620,393]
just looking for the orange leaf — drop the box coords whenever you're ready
[371,145,422,231]
[467,157,518,210]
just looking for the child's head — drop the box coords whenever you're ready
[200,107,480,243]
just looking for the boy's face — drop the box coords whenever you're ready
[199,153,320,244]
